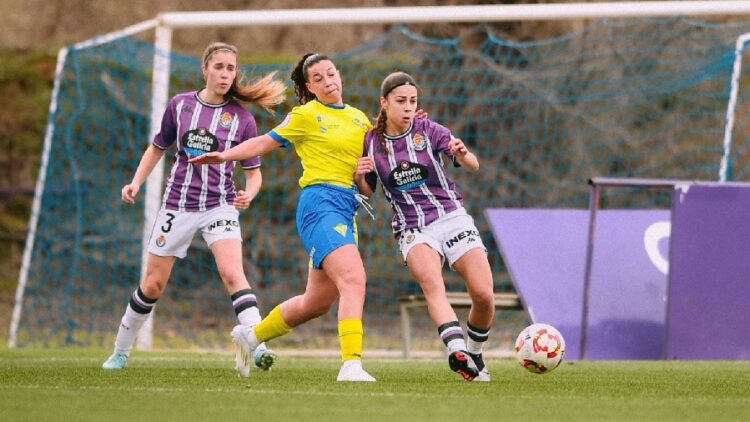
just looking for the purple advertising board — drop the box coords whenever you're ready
[485,209,670,360]
[665,185,750,360]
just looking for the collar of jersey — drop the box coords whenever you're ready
[314,98,346,110]
[195,90,229,108]
[383,119,414,140]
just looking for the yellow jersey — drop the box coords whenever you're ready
[269,99,371,189]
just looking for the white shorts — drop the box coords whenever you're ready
[397,207,486,268]
[147,205,242,259]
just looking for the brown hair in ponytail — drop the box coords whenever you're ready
[202,42,286,113]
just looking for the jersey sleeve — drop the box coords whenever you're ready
[152,98,177,150]
[237,111,261,169]
[429,119,460,168]
[268,107,308,147]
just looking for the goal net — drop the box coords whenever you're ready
[10,4,750,354]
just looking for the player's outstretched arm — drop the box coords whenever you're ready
[189,133,281,165]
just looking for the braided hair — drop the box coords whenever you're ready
[373,72,419,148]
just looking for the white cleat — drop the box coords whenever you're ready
[102,352,128,370]
[336,360,376,382]
[231,324,259,378]
[473,367,491,382]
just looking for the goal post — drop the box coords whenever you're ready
[11,2,750,354]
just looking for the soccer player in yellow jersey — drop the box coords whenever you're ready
[190,53,375,382]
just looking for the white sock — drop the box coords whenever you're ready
[114,306,150,356]
[237,306,261,327]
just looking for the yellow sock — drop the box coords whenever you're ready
[254,305,292,343]
[338,318,363,361]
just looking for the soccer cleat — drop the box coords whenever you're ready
[336,360,376,382]
[473,367,491,382]
[102,352,128,370]
[231,324,259,378]
[468,352,491,382]
[448,350,479,381]
[253,344,277,371]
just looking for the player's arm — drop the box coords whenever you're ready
[235,168,262,210]
[122,144,166,204]
[448,137,479,171]
[354,157,376,198]
[189,133,281,165]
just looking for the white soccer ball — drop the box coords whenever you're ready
[514,323,566,374]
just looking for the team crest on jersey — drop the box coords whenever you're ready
[388,161,429,191]
[155,235,166,247]
[219,112,233,128]
[405,233,415,244]
[334,224,348,237]
[412,134,427,151]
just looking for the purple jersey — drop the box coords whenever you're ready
[363,118,464,235]
[153,91,260,212]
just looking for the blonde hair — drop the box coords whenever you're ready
[201,42,286,113]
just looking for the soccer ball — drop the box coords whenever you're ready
[514,323,566,374]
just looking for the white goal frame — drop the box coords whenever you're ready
[11,1,750,349]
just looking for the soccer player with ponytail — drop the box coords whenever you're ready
[355,72,496,382]
[102,42,284,374]
[190,53,376,382]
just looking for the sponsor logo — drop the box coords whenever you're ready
[388,161,429,191]
[156,235,166,247]
[183,127,219,157]
[207,219,239,231]
[445,230,480,248]
[219,112,233,128]
[334,224,348,237]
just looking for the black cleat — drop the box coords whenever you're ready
[448,350,479,381]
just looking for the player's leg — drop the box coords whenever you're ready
[102,253,175,369]
[451,245,495,382]
[203,206,275,376]
[405,243,477,381]
[103,208,193,370]
[316,244,375,382]
[230,265,340,376]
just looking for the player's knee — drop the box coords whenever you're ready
[472,290,495,314]
[139,282,164,299]
[218,269,247,291]
[417,275,445,296]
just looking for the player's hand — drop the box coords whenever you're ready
[189,151,226,165]
[121,183,139,204]
[415,109,429,120]
[355,157,375,181]
[448,137,468,157]
[234,190,251,210]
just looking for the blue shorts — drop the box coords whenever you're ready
[297,184,359,269]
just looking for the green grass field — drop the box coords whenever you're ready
[1,348,747,421]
